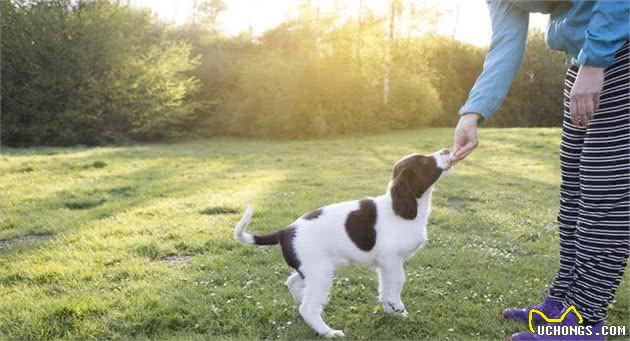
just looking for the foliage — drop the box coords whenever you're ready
[400,35,486,126]
[209,17,444,138]
[1,129,628,339]
[1,0,200,146]
[1,1,570,146]
[493,31,567,127]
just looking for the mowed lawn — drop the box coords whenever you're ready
[1,128,628,340]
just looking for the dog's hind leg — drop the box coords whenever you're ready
[299,267,344,338]
[286,272,304,305]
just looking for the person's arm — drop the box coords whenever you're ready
[452,0,529,162]
[570,1,629,128]
[576,1,629,68]
[458,0,529,120]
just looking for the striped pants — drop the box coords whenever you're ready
[547,42,630,323]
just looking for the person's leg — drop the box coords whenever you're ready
[503,64,585,323]
[563,42,630,324]
[509,42,629,341]
[546,64,587,300]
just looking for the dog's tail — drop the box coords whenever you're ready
[233,207,280,246]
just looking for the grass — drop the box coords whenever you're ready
[0,128,628,340]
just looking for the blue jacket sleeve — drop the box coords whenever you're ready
[576,1,630,67]
[459,0,529,120]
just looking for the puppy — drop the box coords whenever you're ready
[234,149,451,337]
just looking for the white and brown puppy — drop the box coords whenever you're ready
[234,149,451,337]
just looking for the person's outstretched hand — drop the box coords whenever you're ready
[452,113,481,164]
[570,65,604,128]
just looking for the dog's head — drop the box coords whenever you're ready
[389,149,450,220]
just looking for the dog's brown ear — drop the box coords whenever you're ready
[414,157,442,197]
[391,167,417,220]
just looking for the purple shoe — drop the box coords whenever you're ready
[510,308,605,341]
[502,296,564,324]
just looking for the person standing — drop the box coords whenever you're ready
[449,1,629,340]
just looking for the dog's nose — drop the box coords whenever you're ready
[440,149,450,155]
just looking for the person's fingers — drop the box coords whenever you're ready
[581,96,590,126]
[452,130,466,156]
[454,148,476,163]
[570,96,579,126]
[584,96,594,125]
[455,149,474,162]
[593,93,600,113]
[452,143,470,160]
[452,141,462,156]
[452,141,477,161]
[578,96,586,128]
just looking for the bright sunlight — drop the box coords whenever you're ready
[3,1,629,340]
[131,0,548,47]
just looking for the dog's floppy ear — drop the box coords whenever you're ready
[391,167,418,220]
[413,157,439,198]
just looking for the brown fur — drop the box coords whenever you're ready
[344,199,377,251]
[390,155,442,220]
[303,208,323,220]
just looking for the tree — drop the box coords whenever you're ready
[195,0,225,33]
[1,0,200,145]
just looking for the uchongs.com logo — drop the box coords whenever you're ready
[528,305,627,337]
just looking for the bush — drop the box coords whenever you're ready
[215,50,442,138]
[217,51,379,138]
[1,0,200,146]
[386,70,443,129]
[0,1,570,146]
[492,31,567,127]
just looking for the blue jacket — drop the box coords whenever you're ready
[459,0,629,120]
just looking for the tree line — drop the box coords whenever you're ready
[1,0,568,146]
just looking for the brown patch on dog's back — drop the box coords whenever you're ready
[303,208,323,220]
[279,226,302,276]
[345,199,377,251]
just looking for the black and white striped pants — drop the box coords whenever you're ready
[547,42,630,323]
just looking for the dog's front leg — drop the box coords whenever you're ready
[377,257,408,317]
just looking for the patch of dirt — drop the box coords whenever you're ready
[447,196,466,208]
[0,233,54,250]
[17,166,35,173]
[83,160,107,169]
[200,206,239,215]
[64,198,106,210]
[109,186,135,196]
[0,240,10,249]
[163,255,193,266]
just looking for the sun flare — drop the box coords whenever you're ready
[131,0,547,47]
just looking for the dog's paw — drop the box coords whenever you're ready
[322,329,345,338]
[384,301,407,317]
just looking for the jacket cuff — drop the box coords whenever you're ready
[458,105,490,122]
[576,48,615,68]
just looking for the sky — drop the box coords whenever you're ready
[131,0,548,47]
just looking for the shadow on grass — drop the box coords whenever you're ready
[115,158,570,340]
[0,132,627,340]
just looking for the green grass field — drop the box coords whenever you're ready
[1,128,628,340]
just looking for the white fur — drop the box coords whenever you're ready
[234,150,451,337]
[234,206,255,244]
